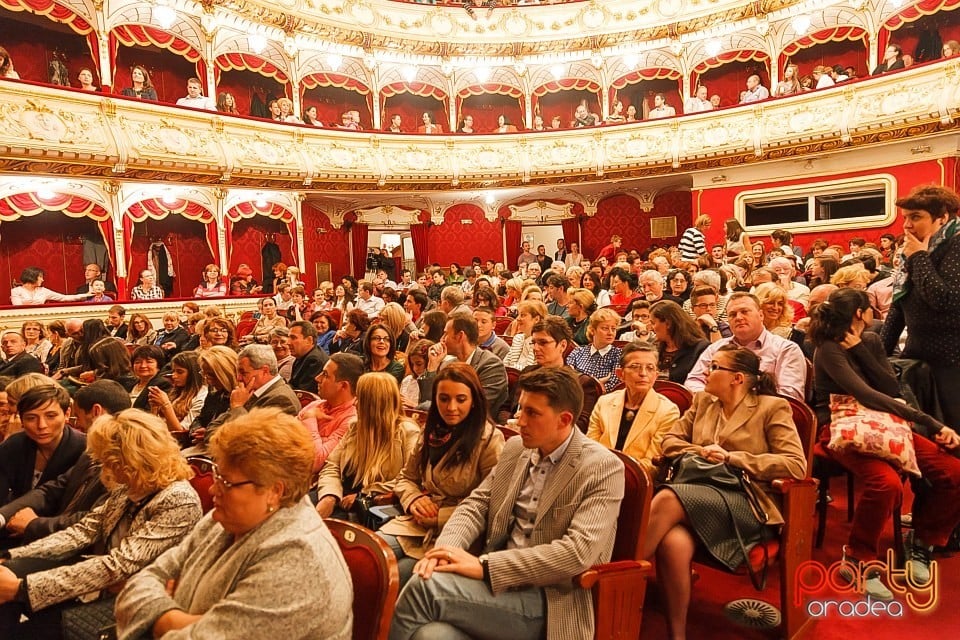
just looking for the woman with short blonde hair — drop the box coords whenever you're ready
[831,264,872,290]
[0,409,200,637]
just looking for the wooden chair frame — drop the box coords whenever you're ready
[325,518,400,640]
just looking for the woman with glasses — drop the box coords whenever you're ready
[587,342,680,471]
[667,269,693,304]
[201,318,237,351]
[379,363,504,586]
[0,407,200,638]
[115,408,352,640]
[20,321,51,364]
[268,327,295,381]
[649,301,709,383]
[316,373,420,522]
[362,325,405,384]
[194,264,226,298]
[125,313,157,347]
[565,307,623,393]
[643,345,806,640]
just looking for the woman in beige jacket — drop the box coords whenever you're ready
[379,363,504,584]
[315,372,419,520]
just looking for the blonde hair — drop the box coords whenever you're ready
[379,302,409,341]
[567,287,596,311]
[516,300,548,321]
[587,307,622,340]
[6,373,55,404]
[342,372,412,489]
[198,345,238,392]
[203,305,223,319]
[209,407,314,506]
[87,409,192,492]
[520,285,542,302]
[754,282,794,327]
[831,264,872,289]
[695,214,712,229]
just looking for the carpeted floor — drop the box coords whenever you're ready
[639,481,957,639]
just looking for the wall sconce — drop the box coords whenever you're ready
[460,219,474,225]
[910,144,931,155]
[711,175,728,183]
[316,227,328,234]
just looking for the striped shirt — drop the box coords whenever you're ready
[679,227,707,261]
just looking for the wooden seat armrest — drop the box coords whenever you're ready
[771,477,818,494]
[372,492,398,506]
[574,560,653,589]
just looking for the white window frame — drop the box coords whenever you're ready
[735,174,898,234]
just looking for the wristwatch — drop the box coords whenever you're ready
[478,554,491,586]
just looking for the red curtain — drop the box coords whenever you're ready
[561,217,581,252]
[409,223,431,274]
[504,219,522,271]
[350,222,369,278]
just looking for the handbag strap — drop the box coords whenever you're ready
[707,485,769,591]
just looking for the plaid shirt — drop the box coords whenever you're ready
[565,344,622,393]
[130,285,165,300]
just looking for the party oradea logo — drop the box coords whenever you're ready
[795,549,938,618]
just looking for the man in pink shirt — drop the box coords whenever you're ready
[298,352,363,472]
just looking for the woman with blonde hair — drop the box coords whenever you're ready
[115,408,353,640]
[0,407,201,637]
[566,287,597,345]
[316,372,420,522]
[379,302,415,353]
[679,214,712,261]
[776,63,802,96]
[754,281,803,346]
[503,300,548,369]
[830,263,872,290]
[190,346,239,444]
[566,307,623,392]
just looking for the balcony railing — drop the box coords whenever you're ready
[0,59,957,191]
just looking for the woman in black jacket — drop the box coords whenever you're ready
[649,300,709,383]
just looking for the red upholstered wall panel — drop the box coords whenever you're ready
[428,204,504,268]
[301,205,351,285]
[535,88,601,129]
[228,217,296,285]
[128,216,213,298]
[0,214,91,302]
[302,86,371,129]
[215,69,286,119]
[0,15,95,87]
[695,159,947,253]
[582,191,690,259]
[459,93,524,132]
[618,78,683,120]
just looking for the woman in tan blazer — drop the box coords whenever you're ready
[587,341,680,470]
[643,344,806,640]
[379,363,504,584]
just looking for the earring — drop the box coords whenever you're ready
[268,505,275,513]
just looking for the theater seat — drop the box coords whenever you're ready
[325,518,400,640]
[186,456,215,514]
[653,379,693,415]
[574,450,654,640]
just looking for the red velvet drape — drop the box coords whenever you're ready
[382,94,448,133]
[409,223,431,274]
[561,217,581,252]
[458,93,525,132]
[504,219,522,271]
[350,222,369,278]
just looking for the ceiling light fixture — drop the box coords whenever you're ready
[248,33,268,55]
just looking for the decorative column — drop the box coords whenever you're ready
[93,0,112,91]
[200,15,218,100]
[213,187,228,270]
[294,192,306,269]
[285,38,302,117]
[103,180,126,296]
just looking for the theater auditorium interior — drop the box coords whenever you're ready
[0,0,958,636]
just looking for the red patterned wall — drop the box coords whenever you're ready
[228,217,296,285]
[890,13,960,63]
[582,191,690,259]
[128,216,213,298]
[428,204,504,267]
[0,214,92,301]
[535,88,601,128]
[619,78,683,119]
[0,15,95,87]
[695,158,950,252]
[302,205,351,285]
[113,45,197,105]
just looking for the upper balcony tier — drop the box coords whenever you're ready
[2,58,958,192]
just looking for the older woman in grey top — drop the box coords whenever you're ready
[116,407,352,640]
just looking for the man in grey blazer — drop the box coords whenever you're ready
[391,367,625,640]
[203,344,300,443]
[417,313,509,417]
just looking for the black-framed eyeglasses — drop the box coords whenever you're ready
[211,462,257,490]
[709,362,741,374]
